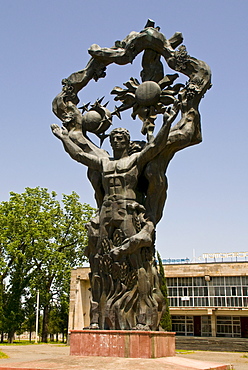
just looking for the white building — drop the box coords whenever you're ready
[69,260,248,338]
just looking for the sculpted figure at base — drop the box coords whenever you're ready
[51,20,211,330]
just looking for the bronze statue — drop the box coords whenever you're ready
[51,20,211,330]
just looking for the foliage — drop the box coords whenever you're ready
[48,294,68,341]
[0,187,94,342]
[157,251,172,331]
[0,351,9,358]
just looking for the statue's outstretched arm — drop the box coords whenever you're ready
[51,124,101,171]
[166,107,201,152]
[137,106,179,171]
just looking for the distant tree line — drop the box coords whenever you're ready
[0,187,94,343]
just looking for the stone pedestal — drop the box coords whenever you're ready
[70,330,175,358]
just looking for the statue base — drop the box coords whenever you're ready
[70,330,175,358]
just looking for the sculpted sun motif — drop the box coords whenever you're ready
[111,75,184,141]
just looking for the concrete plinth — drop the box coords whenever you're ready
[70,330,175,358]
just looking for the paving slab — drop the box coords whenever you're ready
[0,344,233,370]
[177,350,248,370]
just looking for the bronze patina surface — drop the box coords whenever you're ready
[51,20,211,331]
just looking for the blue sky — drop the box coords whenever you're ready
[1,0,248,260]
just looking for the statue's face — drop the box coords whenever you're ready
[110,133,129,151]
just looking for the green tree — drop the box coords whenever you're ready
[0,281,4,341]
[0,189,36,342]
[48,293,69,342]
[47,270,71,342]
[0,187,94,342]
[2,264,28,342]
[157,251,172,331]
[22,293,36,342]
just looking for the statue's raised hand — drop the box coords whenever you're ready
[51,124,68,140]
[163,100,180,125]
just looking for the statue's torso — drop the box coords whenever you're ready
[101,154,139,200]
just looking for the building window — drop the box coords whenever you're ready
[216,316,241,337]
[171,315,194,336]
[193,277,207,286]
[167,275,247,308]
[172,315,211,336]
[201,315,211,337]
[242,276,248,285]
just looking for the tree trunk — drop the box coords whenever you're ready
[1,331,4,343]
[56,332,58,342]
[41,305,49,343]
[8,330,15,343]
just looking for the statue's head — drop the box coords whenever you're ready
[109,128,130,151]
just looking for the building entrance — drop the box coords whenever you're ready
[193,316,201,336]
[240,317,248,338]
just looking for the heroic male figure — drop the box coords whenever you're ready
[51,109,178,330]
[51,108,177,256]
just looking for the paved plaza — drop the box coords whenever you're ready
[0,343,247,370]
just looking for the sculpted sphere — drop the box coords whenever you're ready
[135,81,161,106]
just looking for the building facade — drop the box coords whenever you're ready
[166,262,248,338]
[69,261,248,338]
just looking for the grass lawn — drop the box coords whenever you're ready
[176,349,195,354]
[0,340,66,345]
[0,351,9,358]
